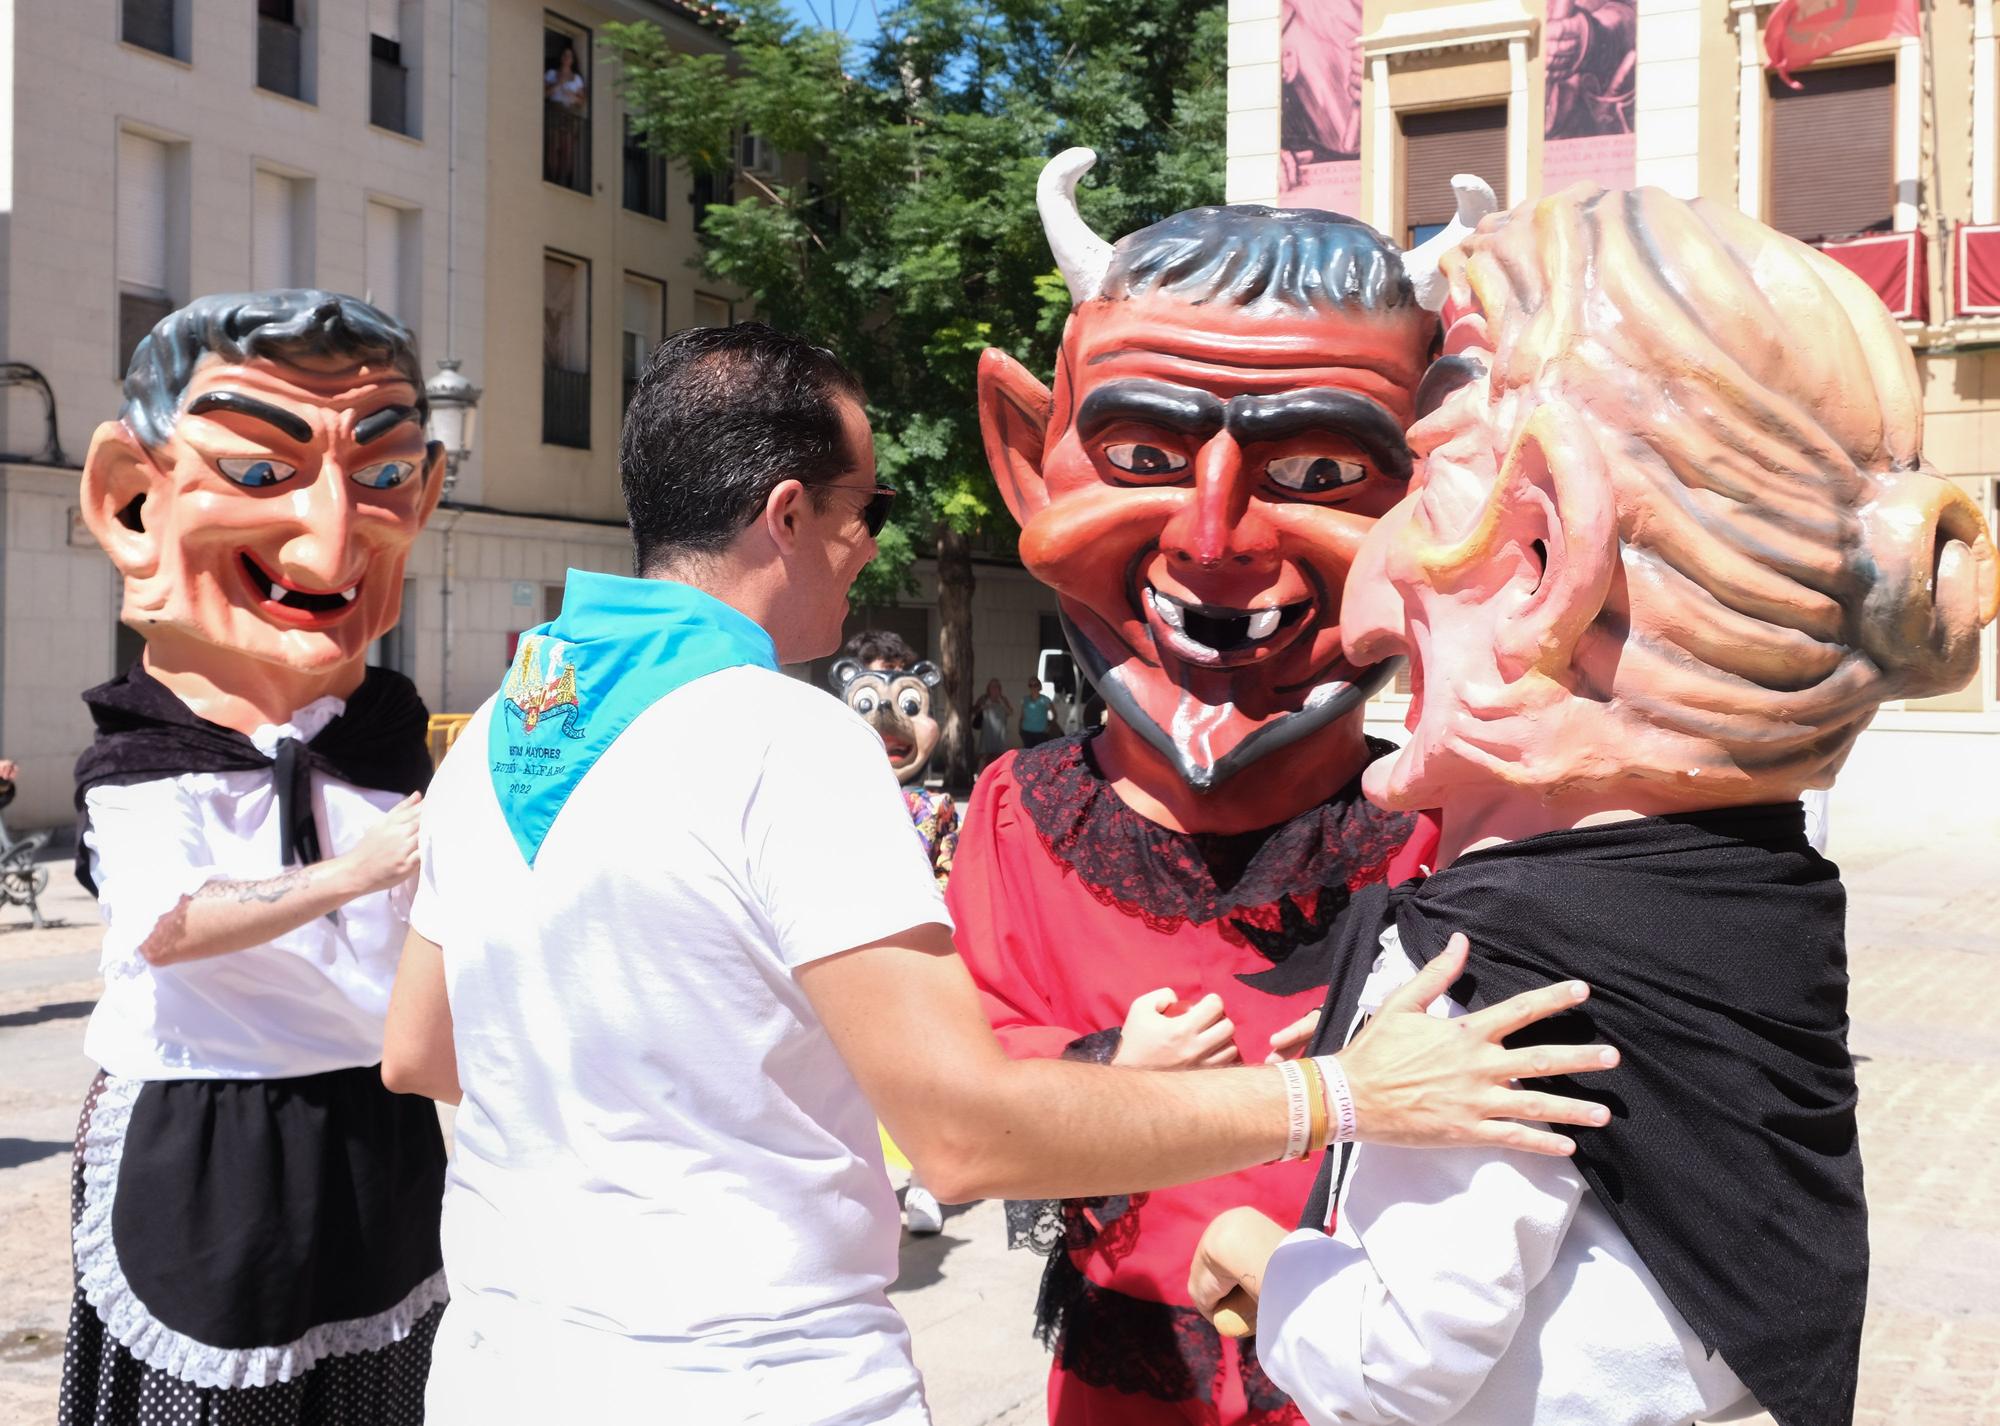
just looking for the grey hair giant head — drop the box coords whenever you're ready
[121,289,426,450]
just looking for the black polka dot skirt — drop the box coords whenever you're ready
[59,1070,449,1426]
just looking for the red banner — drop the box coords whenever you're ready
[1954,224,2000,316]
[1816,230,1927,323]
[1764,0,1917,87]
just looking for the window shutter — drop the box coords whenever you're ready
[622,277,661,347]
[117,130,170,293]
[253,171,294,290]
[1767,62,1895,241]
[369,0,400,42]
[366,201,402,318]
[1402,106,1507,236]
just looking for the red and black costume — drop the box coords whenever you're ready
[950,734,1433,1426]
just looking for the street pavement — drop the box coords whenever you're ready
[2,788,1996,1425]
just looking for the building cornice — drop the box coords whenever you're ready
[1360,0,1537,61]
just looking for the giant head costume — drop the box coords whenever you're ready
[1343,185,2000,821]
[79,291,444,726]
[830,630,944,786]
[979,150,1491,818]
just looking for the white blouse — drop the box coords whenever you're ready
[82,696,415,1081]
[1256,928,1758,1426]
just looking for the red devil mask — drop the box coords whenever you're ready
[978,153,1489,796]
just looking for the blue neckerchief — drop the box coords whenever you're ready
[487,569,777,865]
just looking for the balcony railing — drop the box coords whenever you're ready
[545,105,591,192]
[624,134,667,220]
[257,15,304,99]
[543,366,590,448]
[123,0,177,57]
[371,56,411,135]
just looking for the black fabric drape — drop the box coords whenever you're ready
[73,663,433,894]
[1298,805,1864,1426]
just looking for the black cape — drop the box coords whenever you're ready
[1299,805,1865,1426]
[73,663,433,894]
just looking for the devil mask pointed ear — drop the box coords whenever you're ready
[79,420,165,580]
[977,348,1053,529]
[828,657,865,693]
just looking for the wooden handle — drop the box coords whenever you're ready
[1211,1287,1258,1339]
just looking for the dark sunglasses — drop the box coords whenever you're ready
[799,481,898,537]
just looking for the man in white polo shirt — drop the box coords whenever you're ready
[383,324,1619,1424]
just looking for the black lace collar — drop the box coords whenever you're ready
[1011,733,1415,936]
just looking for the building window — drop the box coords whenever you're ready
[370,1,419,137]
[624,118,668,220]
[253,168,312,289]
[692,292,732,329]
[544,17,592,193]
[256,0,313,103]
[1768,62,1894,241]
[365,199,418,322]
[123,0,187,61]
[690,166,732,229]
[622,274,665,410]
[544,253,591,448]
[117,130,185,375]
[1401,106,1507,247]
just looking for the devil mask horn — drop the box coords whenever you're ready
[1039,147,1116,305]
[1403,174,1499,310]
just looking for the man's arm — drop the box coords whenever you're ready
[797,926,1616,1204]
[131,792,423,967]
[383,929,461,1103]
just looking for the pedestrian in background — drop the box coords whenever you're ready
[1018,678,1056,748]
[972,679,1013,771]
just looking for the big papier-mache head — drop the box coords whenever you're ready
[1343,185,2000,815]
[978,149,1493,791]
[80,290,443,686]
[831,629,943,786]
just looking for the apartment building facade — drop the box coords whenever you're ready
[1229,0,2000,785]
[0,0,488,828]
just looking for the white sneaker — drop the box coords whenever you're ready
[904,1184,943,1236]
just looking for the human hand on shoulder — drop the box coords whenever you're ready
[1336,933,1619,1157]
[1113,989,1241,1070]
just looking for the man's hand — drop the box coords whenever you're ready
[1112,989,1240,1069]
[337,792,422,895]
[1339,933,1616,1157]
[1264,1007,1321,1064]
[0,759,19,782]
[1189,1206,1289,1334]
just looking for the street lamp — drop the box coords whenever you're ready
[425,357,482,495]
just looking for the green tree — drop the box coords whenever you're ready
[605,0,1225,784]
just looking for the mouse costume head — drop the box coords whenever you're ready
[978,150,1492,794]
[1344,185,2000,815]
[79,290,444,690]
[832,630,943,785]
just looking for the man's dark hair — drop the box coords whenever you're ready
[122,289,425,450]
[842,629,918,668]
[620,322,867,570]
[1103,206,1416,315]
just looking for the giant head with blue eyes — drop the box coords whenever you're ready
[979,151,1488,821]
[79,291,443,706]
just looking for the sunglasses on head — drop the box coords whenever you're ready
[798,480,898,538]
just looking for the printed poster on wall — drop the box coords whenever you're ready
[1542,0,1636,192]
[1280,0,1364,215]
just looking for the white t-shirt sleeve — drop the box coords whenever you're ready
[1255,932,1585,1425]
[746,700,951,969]
[84,779,219,973]
[407,730,473,949]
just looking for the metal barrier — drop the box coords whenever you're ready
[427,714,474,768]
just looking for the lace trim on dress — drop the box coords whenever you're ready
[73,1072,450,1391]
[1010,734,1417,939]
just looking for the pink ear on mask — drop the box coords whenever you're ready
[1487,406,1618,682]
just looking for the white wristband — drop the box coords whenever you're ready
[1276,1058,1312,1162]
[1315,1054,1358,1145]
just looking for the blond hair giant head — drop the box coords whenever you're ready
[1342,185,2000,814]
